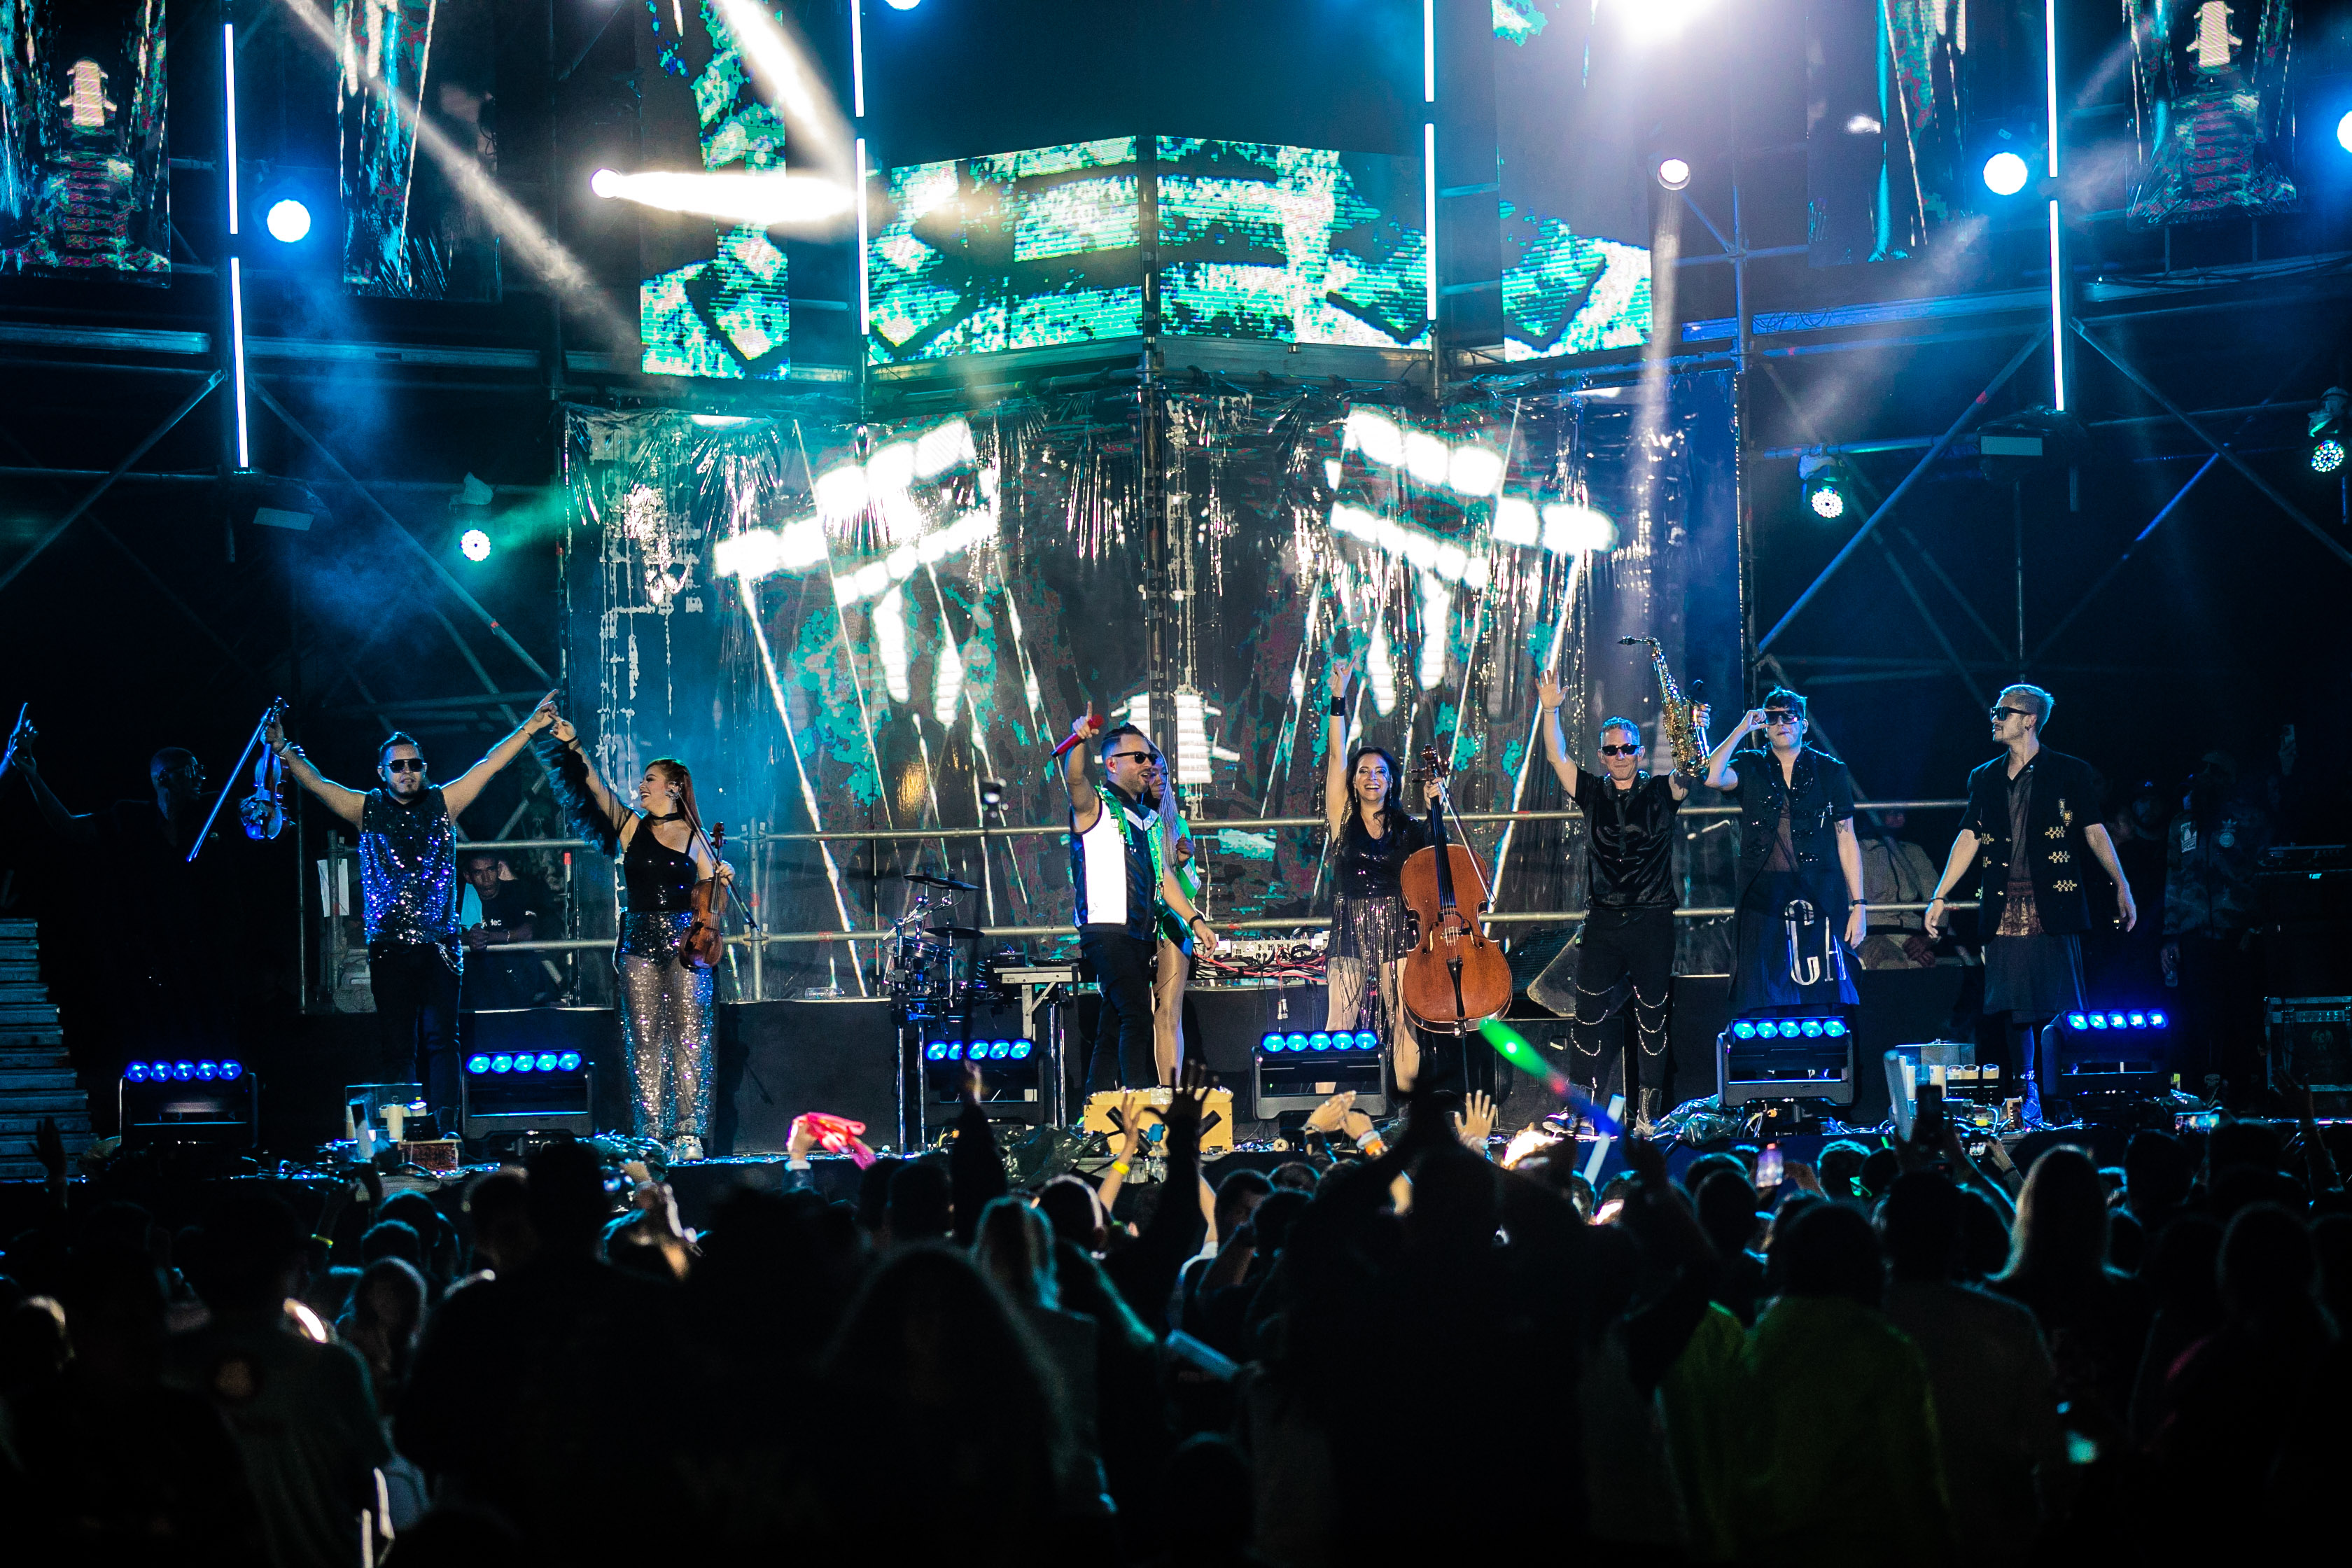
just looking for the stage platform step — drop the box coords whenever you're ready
[0,922,90,1178]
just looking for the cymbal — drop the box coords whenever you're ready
[904,871,979,891]
[928,923,985,940]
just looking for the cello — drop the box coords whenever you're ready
[1399,748,1513,1029]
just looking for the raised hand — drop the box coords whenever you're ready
[1326,657,1354,701]
[4,711,36,774]
[1306,1090,1356,1134]
[1535,668,1565,710]
[1112,1089,1149,1158]
[550,713,578,746]
[1163,1059,1211,1140]
[525,691,560,734]
[1454,1090,1497,1150]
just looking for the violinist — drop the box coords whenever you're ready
[1321,657,1439,1092]
[533,718,729,1162]
[1535,671,1704,1119]
[268,699,556,1128]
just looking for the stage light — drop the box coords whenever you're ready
[2148,1011,2167,1028]
[2067,1012,2087,1030]
[1800,1020,1823,1038]
[1799,454,1854,522]
[173,1061,195,1081]
[716,519,827,582]
[1539,502,1617,554]
[2316,439,2346,475]
[1343,407,1406,468]
[265,197,312,244]
[1982,151,2030,196]
[460,528,491,561]
[512,1053,535,1072]
[1404,430,1451,486]
[1656,157,1691,192]
[467,1055,492,1074]
[1010,1040,1033,1059]
[196,1060,219,1080]
[1309,1032,1332,1052]
[1732,1021,1756,1040]
[2127,1012,2147,1028]
[127,1063,149,1082]
[220,1059,243,1080]
[1447,444,1504,497]
[491,1053,515,1072]
[2108,1013,2127,1028]
[1261,1033,1282,1052]
[2088,1014,2108,1029]
[1284,1032,1309,1053]
[989,1040,1011,1059]
[150,1062,171,1080]
[886,0,918,8]
[2309,388,2348,475]
[2339,110,2352,153]
[1823,1021,1847,1037]
[587,167,852,228]
[926,1042,947,1060]
[1492,496,1539,547]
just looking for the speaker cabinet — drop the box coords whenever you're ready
[722,999,903,1156]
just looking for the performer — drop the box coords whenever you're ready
[536,717,730,1161]
[1144,745,1198,1086]
[1060,718,1219,1093]
[1924,685,2136,1121]
[268,699,556,1124]
[1321,659,1435,1092]
[1703,688,1865,1015]
[1535,671,1702,1121]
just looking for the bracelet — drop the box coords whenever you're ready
[310,1233,335,1247]
[1110,1159,1131,1176]
[1354,1128,1382,1150]
[1187,913,1208,930]
[1329,698,1347,718]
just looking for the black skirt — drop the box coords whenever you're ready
[1984,932,2084,1021]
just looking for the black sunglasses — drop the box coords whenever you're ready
[1989,706,2028,722]
[386,758,426,773]
[1598,743,1640,757]
[1763,710,1799,724]
[1106,750,1154,764]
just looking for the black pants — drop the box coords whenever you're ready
[372,940,462,1118]
[1572,908,1676,1101]
[1081,927,1157,1093]
[2172,930,2265,1097]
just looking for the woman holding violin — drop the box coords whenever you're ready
[1322,657,1438,1091]
[537,715,731,1162]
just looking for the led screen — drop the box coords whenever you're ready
[638,0,794,378]
[866,137,1143,365]
[0,0,169,278]
[338,0,500,300]
[1489,1,1653,358]
[1156,136,1430,349]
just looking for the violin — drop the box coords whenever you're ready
[239,699,292,841]
[1399,748,1513,1030]
[683,820,729,969]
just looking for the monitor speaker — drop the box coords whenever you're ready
[723,999,902,1156]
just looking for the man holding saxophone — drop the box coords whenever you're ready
[1535,668,1706,1123]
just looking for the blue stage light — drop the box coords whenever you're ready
[1800,1020,1824,1039]
[1732,1020,1756,1040]
[1285,1032,1309,1053]
[265,197,312,244]
[885,0,920,9]
[926,1041,947,1060]
[2149,1011,2167,1029]
[2127,1012,2147,1028]
[460,528,491,562]
[151,1061,172,1080]
[2067,1012,2088,1030]
[1261,1032,1282,1054]
[2088,1014,2108,1029]
[491,1053,514,1072]
[514,1053,537,1072]
[1982,150,2029,195]
[126,1063,149,1082]
[536,1052,559,1072]
[2108,1013,2127,1029]
[1309,1032,1332,1052]
[988,1040,1010,1059]
[172,1061,195,1080]
[1824,1020,1848,1037]
[466,1054,491,1074]
[558,1051,582,1070]
[1359,1032,1380,1051]
[195,1060,218,1080]
[219,1059,242,1081]
[1010,1039,1032,1059]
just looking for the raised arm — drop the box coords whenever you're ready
[265,713,367,828]
[545,713,627,833]
[1921,830,1983,941]
[1060,713,1104,834]
[1322,659,1353,836]
[1703,707,1761,790]
[1535,668,1580,794]
[441,692,557,819]
[2,721,90,842]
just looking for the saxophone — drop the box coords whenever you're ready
[1619,637,1706,774]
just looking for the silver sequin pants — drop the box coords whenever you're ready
[615,912,715,1144]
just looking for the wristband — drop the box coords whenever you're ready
[785,1156,812,1172]
[1187,913,1208,930]
[1329,698,1347,718]
[1110,1159,1131,1176]
[310,1234,335,1247]
[1354,1128,1382,1152]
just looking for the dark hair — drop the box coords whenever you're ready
[1760,687,1807,724]
[644,755,703,830]
[1340,744,1407,832]
[378,732,424,766]
[1879,1170,1967,1282]
[2001,1144,2110,1286]
[188,1189,309,1312]
[148,746,199,780]
[1694,1170,1763,1258]
[1270,1160,1321,1193]
[1777,1199,1884,1306]
[524,1136,612,1256]
[1213,1167,1273,1233]
[1096,722,1149,761]
[886,1159,953,1242]
[360,1219,423,1270]
[855,1155,904,1234]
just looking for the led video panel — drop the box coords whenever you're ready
[1156,136,1430,349]
[638,0,794,378]
[0,0,170,278]
[339,0,500,300]
[866,137,1143,365]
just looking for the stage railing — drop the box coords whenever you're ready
[311,800,1971,1004]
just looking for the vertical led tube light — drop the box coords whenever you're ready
[223,20,250,469]
[850,0,866,118]
[855,138,871,337]
[1424,122,1438,333]
[2045,0,2065,412]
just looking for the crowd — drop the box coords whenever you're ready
[2,1065,2348,1567]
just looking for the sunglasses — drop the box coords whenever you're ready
[1598,743,1641,757]
[1989,706,2028,722]
[386,758,426,774]
[1106,751,1154,764]
[1763,710,1798,724]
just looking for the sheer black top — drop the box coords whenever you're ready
[622,819,699,914]
[1334,809,1430,902]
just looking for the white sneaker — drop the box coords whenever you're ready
[669,1136,705,1163]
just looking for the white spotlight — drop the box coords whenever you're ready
[1418,575,1450,690]
[876,586,911,703]
[1403,430,1451,486]
[1656,157,1692,191]
[1344,408,1404,468]
[587,167,852,227]
[2338,109,2352,153]
[265,198,312,243]
[1541,503,1617,554]
[1492,496,1540,547]
[932,636,964,726]
[1447,444,1505,497]
[1367,625,1398,715]
[1982,151,2030,196]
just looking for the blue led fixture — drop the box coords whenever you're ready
[1730,1016,1849,1041]
[126,1063,150,1082]
[2063,1010,2166,1031]
[467,1054,493,1074]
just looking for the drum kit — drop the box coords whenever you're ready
[887,869,988,1025]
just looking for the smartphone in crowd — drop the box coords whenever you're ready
[1756,1142,1784,1191]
